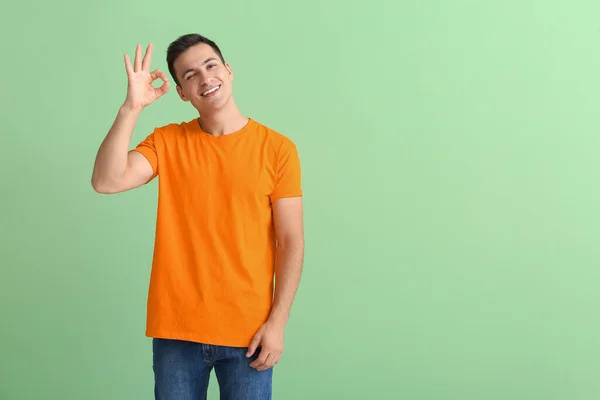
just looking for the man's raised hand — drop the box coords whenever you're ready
[123,43,170,110]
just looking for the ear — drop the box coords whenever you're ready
[225,62,234,81]
[176,85,190,102]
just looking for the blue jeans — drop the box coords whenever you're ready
[152,338,273,400]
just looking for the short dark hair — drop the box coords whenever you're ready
[166,34,225,86]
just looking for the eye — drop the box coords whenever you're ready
[185,74,194,80]
[208,64,217,69]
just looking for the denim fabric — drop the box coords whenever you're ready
[152,338,273,400]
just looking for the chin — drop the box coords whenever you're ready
[193,101,223,114]
[202,94,231,109]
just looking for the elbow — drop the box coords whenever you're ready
[91,177,116,194]
[91,180,108,194]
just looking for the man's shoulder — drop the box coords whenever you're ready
[252,119,298,149]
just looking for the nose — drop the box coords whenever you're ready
[198,72,212,87]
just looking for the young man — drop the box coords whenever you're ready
[91,34,304,400]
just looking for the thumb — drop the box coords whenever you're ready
[246,332,262,358]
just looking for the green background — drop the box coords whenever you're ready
[2,0,599,399]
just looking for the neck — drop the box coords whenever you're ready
[198,101,248,136]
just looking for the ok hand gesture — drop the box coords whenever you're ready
[123,43,170,110]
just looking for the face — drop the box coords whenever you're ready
[173,43,234,113]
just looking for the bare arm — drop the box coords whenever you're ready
[268,196,305,326]
[247,196,304,371]
[91,107,152,193]
[91,43,169,194]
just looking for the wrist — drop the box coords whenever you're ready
[120,102,144,115]
[267,309,289,328]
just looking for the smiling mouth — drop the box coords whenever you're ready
[201,85,221,97]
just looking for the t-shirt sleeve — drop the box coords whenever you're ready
[269,139,303,203]
[133,131,159,182]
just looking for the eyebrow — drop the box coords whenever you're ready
[181,58,219,78]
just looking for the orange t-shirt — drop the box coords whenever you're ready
[133,117,302,347]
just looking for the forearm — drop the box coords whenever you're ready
[91,105,141,189]
[268,240,305,326]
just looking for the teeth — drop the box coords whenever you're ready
[202,85,220,96]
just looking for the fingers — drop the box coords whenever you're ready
[256,353,278,371]
[124,54,133,75]
[125,43,154,76]
[150,69,170,96]
[142,43,153,71]
[249,347,268,369]
[250,349,280,371]
[134,44,142,72]
[246,333,262,358]
[150,69,168,82]
[155,79,170,96]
